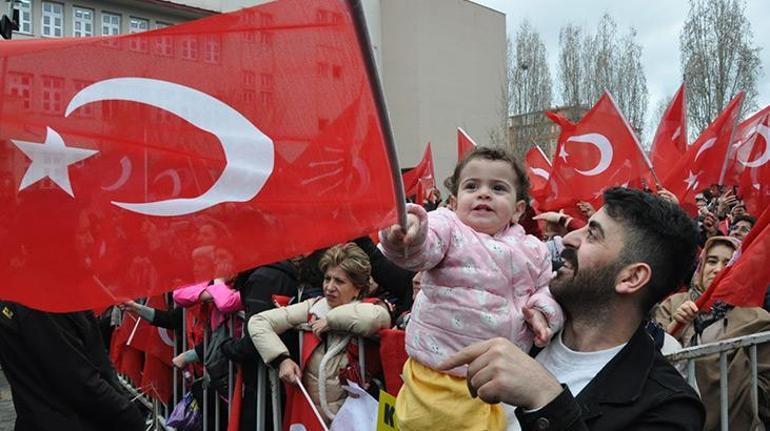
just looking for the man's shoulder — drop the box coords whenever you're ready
[646,350,700,401]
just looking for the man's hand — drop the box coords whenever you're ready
[278,358,302,385]
[382,213,421,246]
[439,338,562,410]
[523,307,552,348]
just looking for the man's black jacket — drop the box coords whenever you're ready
[516,325,705,431]
[0,302,144,431]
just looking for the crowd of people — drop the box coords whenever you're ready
[0,145,768,431]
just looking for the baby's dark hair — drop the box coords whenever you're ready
[445,146,529,202]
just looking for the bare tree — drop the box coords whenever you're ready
[510,20,553,115]
[488,37,513,149]
[557,14,649,136]
[680,0,762,134]
[558,24,582,107]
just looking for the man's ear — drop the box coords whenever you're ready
[615,262,651,296]
[511,200,526,224]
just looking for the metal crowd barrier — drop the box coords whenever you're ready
[664,330,770,431]
[116,306,370,431]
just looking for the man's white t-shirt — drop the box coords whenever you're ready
[506,332,627,431]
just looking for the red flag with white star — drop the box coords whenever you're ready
[0,0,399,312]
[650,83,687,180]
[541,92,656,217]
[662,92,744,215]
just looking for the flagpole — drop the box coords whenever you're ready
[348,0,408,229]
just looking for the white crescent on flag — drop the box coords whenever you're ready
[65,77,275,217]
[567,133,613,176]
[740,125,770,168]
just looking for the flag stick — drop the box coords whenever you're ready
[349,0,408,229]
[295,377,330,431]
[126,315,141,346]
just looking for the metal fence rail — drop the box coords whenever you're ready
[116,309,375,431]
[664,330,770,431]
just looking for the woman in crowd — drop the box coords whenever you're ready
[248,243,391,425]
[655,236,770,430]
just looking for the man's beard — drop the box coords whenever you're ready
[550,251,624,321]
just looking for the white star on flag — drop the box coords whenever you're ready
[559,145,569,163]
[684,170,700,191]
[12,127,99,197]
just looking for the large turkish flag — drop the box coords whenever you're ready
[0,0,398,311]
[541,92,655,218]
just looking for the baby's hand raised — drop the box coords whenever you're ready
[523,307,552,348]
[383,213,421,246]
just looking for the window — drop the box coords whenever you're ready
[6,73,32,110]
[260,91,272,106]
[73,7,94,37]
[129,17,149,33]
[260,73,273,88]
[41,76,64,114]
[129,17,149,52]
[317,62,328,78]
[203,36,220,64]
[242,71,255,87]
[18,0,32,34]
[242,90,255,104]
[180,37,198,60]
[154,21,173,56]
[101,12,121,36]
[41,2,63,37]
[72,80,94,116]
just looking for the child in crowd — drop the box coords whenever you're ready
[380,147,563,430]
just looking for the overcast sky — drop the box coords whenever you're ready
[474,0,770,140]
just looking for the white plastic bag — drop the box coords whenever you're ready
[329,381,378,431]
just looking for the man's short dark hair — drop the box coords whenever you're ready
[445,146,530,203]
[602,187,699,312]
[731,214,756,229]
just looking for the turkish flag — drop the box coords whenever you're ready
[722,105,770,186]
[524,145,551,207]
[402,142,435,199]
[378,328,408,395]
[0,0,398,312]
[140,355,173,402]
[738,114,770,215]
[457,127,477,161]
[541,92,655,217]
[695,205,770,311]
[662,92,744,214]
[142,295,175,366]
[283,331,325,431]
[109,313,145,385]
[650,84,687,180]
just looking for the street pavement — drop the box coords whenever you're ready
[0,368,15,430]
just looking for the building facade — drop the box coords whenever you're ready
[5,0,507,192]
